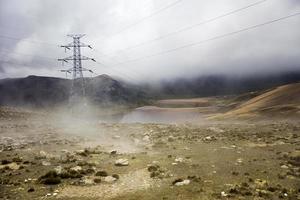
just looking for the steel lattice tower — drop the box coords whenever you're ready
[58,34,95,100]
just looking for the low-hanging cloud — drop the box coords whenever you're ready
[0,0,299,82]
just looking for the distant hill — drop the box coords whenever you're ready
[144,71,300,98]
[1,71,300,108]
[0,75,147,107]
[0,76,69,107]
[214,82,300,119]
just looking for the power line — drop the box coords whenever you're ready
[0,59,56,69]
[0,45,140,82]
[104,0,268,56]
[0,49,77,69]
[0,49,57,62]
[0,0,265,60]
[109,0,184,37]
[0,46,140,82]
[0,50,75,70]
[0,34,59,46]
[91,50,150,81]
[110,12,300,66]
[94,61,140,82]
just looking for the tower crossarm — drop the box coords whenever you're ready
[60,43,92,48]
[58,56,96,62]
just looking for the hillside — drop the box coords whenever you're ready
[144,71,300,98]
[0,75,147,107]
[215,82,300,118]
[1,72,300,110]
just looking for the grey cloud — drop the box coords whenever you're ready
[0,0,299,81]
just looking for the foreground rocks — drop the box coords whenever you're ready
[0,121,300,199]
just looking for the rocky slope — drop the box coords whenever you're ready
[0,75,147,107]
[213,82,300,119]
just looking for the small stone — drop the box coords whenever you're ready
[12,157,22,163]
[112,174,119,180]
[70,166,82,172]
[54,166,63,174]
[81,177,94,185]
[115,159,129,166]
[94,178,101,183]
[42,161,51,166]
[75,150,88,157]
[175,157,184,163]
[1,160,12,165]
[255,179,268,189]
[267,187,277,192]
[39,151,47,159]
[110,150,117,155]
[0,162,20,170]
[187,175,201,182]
[104,176,117,183]
[38,171,61,185]
[207,127,224,133]
[221,191,228,197]
[257,189,271,197]
[95,170,108,177]
[61,149,70,153]
[281,165,289,169]
[203,136,216,142]
[148,165,159,172]
[27,187,34,192]
[174,179,190,186]
[232,171,239,176]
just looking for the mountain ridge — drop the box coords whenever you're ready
[0,71,300,108]
[0,74,147,107]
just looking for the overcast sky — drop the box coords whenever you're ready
[0,0,299,82]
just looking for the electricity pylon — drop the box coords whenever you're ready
[58,34,95,102]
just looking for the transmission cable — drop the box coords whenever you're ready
[109,0,184,37]
[110,12,300,66]
[104,0,268,56]
[94,61,141,82]
[0,34,59,47]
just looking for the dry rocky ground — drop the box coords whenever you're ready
[0,108,300,200]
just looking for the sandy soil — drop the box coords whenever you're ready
[0,108,299,199]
